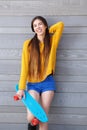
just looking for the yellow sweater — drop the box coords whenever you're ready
[19,21,64,90]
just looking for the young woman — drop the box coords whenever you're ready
[16,16,64,130]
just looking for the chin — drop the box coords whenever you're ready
[38,32,44,35]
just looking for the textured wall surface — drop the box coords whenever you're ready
[0,0,87,130]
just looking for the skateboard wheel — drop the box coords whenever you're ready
[31,118,39,126]
[14,95,19,101]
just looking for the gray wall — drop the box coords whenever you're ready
[0,0,87,130]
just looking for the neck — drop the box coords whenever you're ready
[37,34,45,43]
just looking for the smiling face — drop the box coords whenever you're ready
[33,19,47,37]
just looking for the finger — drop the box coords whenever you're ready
[18,95,22,100]
[23,92,25,99]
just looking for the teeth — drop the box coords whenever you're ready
[37,30,42,33]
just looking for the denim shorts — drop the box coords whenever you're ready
[27,75,56,94]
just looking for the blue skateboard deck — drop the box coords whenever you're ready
[15,84,48,123]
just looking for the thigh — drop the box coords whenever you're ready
[28,90,40,101]
[40,91,55,113]
[27,90,40,118]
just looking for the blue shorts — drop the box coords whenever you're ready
[27,75,56,94]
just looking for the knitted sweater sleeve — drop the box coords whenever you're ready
[19,40,29,90]
[49,21,64,48]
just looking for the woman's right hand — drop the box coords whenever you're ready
[16,89,25,100]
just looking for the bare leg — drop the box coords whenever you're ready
[39,91,55,130]
[27,90,40,123]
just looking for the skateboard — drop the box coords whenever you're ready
[14,84,48,124]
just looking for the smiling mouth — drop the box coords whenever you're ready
[37,30,43,33]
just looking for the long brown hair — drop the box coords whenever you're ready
[28,16,51,78]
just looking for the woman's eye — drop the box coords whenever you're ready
[39,22,43,25]
[33,22,43,28]
[33,25,37,28]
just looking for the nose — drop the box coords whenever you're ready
[36,25,40,29]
